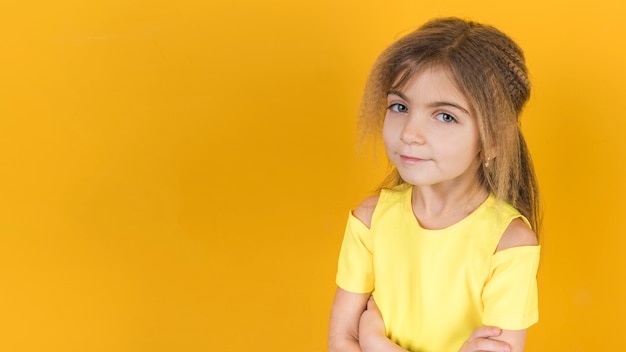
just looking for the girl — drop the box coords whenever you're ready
[328,17,541,352]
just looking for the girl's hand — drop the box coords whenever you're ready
[459,326,511,352]
[360,296,386,336]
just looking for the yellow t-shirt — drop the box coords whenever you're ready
[336,185,540,352]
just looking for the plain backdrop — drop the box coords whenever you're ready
[1,0,625,350]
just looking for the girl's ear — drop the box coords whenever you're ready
[485,145,497,161]
[483,149,496,169]
[482,146,497,168]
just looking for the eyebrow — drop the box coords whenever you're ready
[387,90,470,115]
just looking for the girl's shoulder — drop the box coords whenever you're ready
[495,218,538,253]
[352,194,380,229]
[352,185,411,228]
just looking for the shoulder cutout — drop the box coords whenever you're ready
[352,195,380,229]
[495,218,538,253]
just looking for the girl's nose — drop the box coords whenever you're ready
[400,117,426,145]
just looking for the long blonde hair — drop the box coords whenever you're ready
[360,17,541,233]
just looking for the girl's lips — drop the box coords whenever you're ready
[400,155,425,163]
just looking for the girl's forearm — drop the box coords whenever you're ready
[359,306,408,352]
[360,334,407,352]
[329,337,363,352]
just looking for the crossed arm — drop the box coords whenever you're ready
[328,287,524,352]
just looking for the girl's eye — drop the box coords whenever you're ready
[388,103,408,113]
[436,112,457,123]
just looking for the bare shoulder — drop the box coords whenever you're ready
[496,218,538,252]
[352,194,380,229]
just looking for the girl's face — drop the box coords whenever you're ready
[382,66,482,191]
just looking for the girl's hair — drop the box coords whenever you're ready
[360,17,541,233]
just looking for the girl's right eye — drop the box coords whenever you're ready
[388,103,408,113]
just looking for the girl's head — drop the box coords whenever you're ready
[361,17,540,232]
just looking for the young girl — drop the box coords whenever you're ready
[328,18,541,352]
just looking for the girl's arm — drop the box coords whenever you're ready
[459,327,516,352]
[480,330,525,352]
[329,196,378,351]
[359,298,512,352]
[358,297,406,352]
[328,287,370,352]
[484,217,538,352]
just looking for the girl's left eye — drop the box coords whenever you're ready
[436,113,457,123]
[388,103,408,113]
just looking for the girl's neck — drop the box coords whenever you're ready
[410,182,489,230]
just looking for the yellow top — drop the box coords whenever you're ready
[336,186,540,352]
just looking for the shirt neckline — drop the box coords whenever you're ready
[402,185,494,234]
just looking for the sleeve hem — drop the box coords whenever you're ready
[483,311,539,330]
[336,273,374,294]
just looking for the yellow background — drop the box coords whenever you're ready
[1,0,624,350]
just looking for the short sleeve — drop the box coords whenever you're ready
[482,245,540,329]
[335,212,375,294]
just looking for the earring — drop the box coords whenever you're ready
[484,159,490,168]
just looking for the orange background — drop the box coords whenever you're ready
[1,0,625,351]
